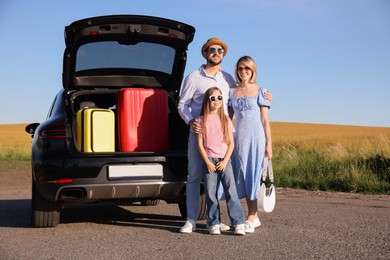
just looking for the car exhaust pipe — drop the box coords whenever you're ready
[60,188,86,201]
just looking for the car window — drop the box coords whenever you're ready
[76,42,175,74]
[46,94,58,119]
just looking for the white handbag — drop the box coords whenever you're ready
[257,157,276,213]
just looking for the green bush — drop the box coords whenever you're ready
[0,149,30,161]
[273,144,390,194]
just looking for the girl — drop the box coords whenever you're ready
[197,87,246,235]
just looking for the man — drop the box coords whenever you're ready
[178,37,271,233]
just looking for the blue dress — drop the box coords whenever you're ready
[229,87,271,200]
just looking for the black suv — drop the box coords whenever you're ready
[25,15,206,228]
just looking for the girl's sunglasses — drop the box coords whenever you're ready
[209,95,223,102]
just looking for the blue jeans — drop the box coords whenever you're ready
[203,157,245,227]
[185,132,203,222]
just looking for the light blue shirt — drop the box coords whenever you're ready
[178,65,236,125]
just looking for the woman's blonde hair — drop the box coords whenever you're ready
[235,55,257,84]
[200,87,230,145]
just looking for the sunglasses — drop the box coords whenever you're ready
[238,66,251,71]
[209,95,223,102]
[208,48,225,55]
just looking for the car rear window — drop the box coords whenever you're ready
[76,41,175,74]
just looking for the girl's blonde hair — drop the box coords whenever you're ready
[235,55,257,84]
[200,87,230,145]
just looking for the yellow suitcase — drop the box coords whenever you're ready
[76,108,115,152]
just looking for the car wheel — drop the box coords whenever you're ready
[31,182,60,228]
[178,189,186,220]
[178,187,206,220]
[140,199,160,206]
[197,192,206,220]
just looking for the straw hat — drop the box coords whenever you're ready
[201,37,228,58]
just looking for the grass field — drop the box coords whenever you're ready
[1,122,389,194]
[270,122,390,194]
[272,122,390,148]
[0,124,32,161]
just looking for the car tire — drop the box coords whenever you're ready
[140,199,160,206]
[31,182,60,228]
[197,192,206,220]
[178,187,206,220]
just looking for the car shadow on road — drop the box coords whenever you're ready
[61,202,204,233]
[0,199,206,233]
[61,203,228,234]
[0,199,31,228]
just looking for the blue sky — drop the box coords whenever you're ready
[1,0,389,127]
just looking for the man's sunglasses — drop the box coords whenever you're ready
[209,95,223,102]
[208,48,225,55]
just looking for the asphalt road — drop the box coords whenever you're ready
[0,170,389,259]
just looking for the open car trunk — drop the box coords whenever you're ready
[69,88,189,154]
[62,15,195,156]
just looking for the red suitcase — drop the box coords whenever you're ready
[117,88,168,152]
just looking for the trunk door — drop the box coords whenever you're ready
[63,15,195,93]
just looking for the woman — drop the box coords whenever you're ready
[229,56,273,233]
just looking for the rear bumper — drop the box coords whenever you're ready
[34,158,187,204]
[36,179,186,204]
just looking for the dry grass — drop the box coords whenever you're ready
[0,124,32,155]
[1,122,389,154]
[267,122,390,194]
[271,122,390,151]
[0,124,31,169]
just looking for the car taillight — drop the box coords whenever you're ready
[40,179,74,184]
[39,123,66,139]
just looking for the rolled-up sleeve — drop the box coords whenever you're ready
[178,76,196,125]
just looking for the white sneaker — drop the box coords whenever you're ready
[253,216,261,228]
[220,223,230,231]
[180,220,196,233]
[234,224,246,235]
[209,224,221,235]
[206,222,231,231]
[244,220,255,233]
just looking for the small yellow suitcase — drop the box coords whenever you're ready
[76,108,115,152]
